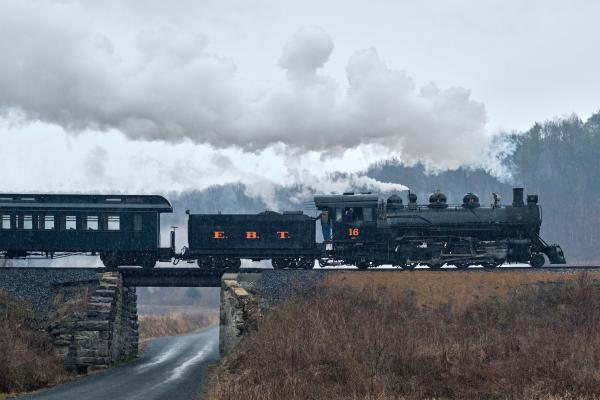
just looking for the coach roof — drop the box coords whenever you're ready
[0,194,173,212]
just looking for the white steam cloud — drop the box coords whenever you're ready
[0,2,489,170]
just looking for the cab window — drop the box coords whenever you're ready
[363,207,373,222]
[342,207,363,222]
[335,208,342,222]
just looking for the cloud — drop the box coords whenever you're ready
[278,27,334,85]
[0,1,489,171]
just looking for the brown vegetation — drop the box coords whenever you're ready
[325,270,600,310]
[0,290,70,395]
[138,311,217,341]
[205,272,600,399]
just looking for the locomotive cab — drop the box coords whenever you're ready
[314,193,378,244]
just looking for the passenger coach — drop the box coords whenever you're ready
[0,194,173,268]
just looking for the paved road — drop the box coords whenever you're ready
[17,327,219,400]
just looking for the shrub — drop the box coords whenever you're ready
[0,290,69,394]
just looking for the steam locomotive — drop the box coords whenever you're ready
[313,188,566,269]
[0,188,566,269]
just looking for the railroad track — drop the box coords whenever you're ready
[2,265,600,274]
[2,265,598,288]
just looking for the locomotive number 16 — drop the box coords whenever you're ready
[348,228,359,238]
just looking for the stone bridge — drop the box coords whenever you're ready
[0,267,258,371]
[1,266,594,371]
[0,266,319,370]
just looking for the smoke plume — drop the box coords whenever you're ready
[0,2,489,170]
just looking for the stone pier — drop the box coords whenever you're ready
[49,272,139,372]
[219,273,261,356]
[0,268,139,373]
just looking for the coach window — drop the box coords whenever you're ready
[1,215,10,229]
[134,214,142,231]
[23,215,33,230]
[45,215,55,230]
[65,216,76,230]
[108,215,120,231]
[86,216,99,230]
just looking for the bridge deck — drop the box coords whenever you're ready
[1,266,599,287]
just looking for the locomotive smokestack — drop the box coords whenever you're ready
[512,188,524,206]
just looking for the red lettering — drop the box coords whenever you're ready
[213,231,225,239]
[246,231,259,239]
[348,228,359,237]
[277,231,290,239]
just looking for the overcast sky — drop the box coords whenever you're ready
[1,0,598,199]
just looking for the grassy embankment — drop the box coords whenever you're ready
[138,311,218,342]
[0,290,72,397]
[137,287,219,342]
[205,271,600,400]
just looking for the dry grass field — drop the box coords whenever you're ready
[325,270,600,309]
[138,311,218,342]
[204,271,600,400]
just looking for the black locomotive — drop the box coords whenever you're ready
[314,188,566,269]
[0,188,566,269]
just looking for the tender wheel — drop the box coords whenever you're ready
[428,263,443,270]
[482,262,498,269]
[530,253,546,268]
[455,263,469,269]
[271,258,285,270]
[197,256,220,268]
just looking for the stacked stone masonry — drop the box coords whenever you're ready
[220,273,261,356]
[49,272,139,372]
[219,270,327,356]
